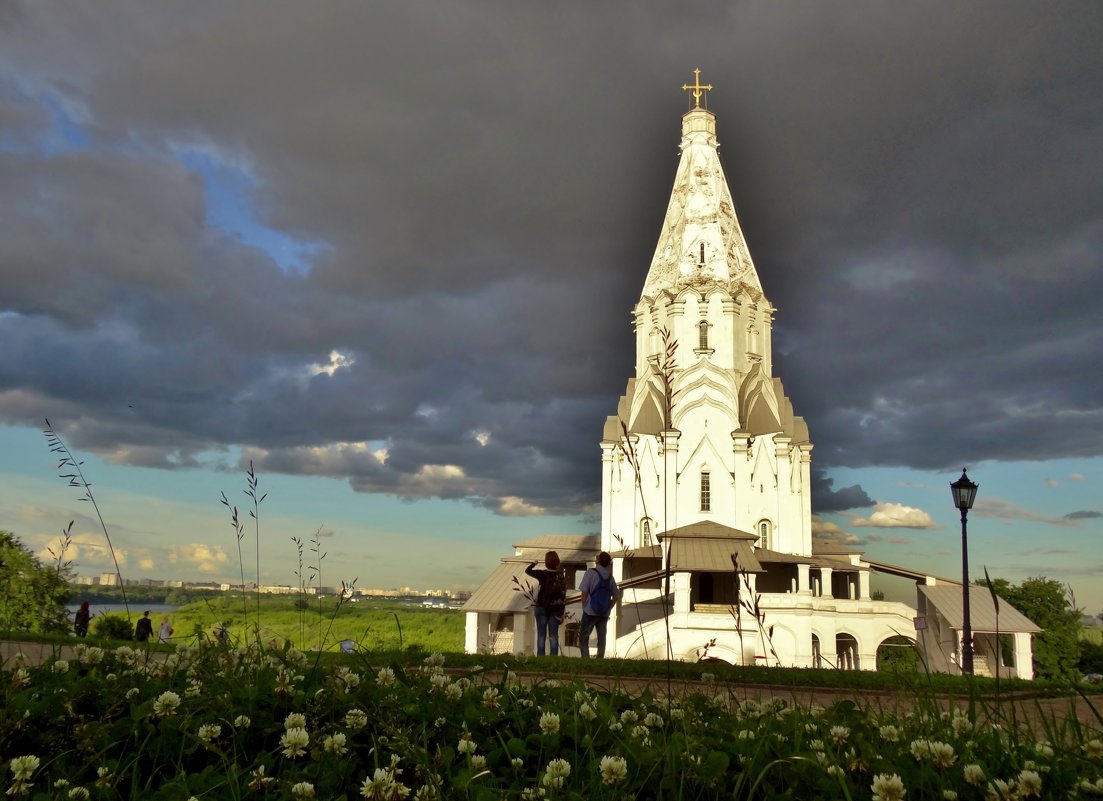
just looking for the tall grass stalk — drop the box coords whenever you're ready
[43,418,131,622]
[245,460,266,629]
[219,492,249,625]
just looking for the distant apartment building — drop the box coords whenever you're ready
[98,572,119,586]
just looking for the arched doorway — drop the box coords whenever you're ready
[876,635,920,672]
[836,633,860,670]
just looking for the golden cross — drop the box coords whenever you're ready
[682,68,713,109]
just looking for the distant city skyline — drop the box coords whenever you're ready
[1,5,1100,614]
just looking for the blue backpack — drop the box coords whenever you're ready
[588,569,614,616]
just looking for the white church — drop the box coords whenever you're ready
[464,74,1039,678]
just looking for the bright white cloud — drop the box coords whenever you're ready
[473,430,490,447]
[497,496,545,516]
[810,515,861,545]
[308,349,354,377]
[850,502,938,529]
[1069,472,1085,481]
[168,543,230,574]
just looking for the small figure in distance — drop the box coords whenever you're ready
[134,610,154,642]
[525,550,567,656]
[578,551,619,659]
[74,600,92,638]
[158,615,174,643]
[214,622,229,645]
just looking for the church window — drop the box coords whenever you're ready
[758,520,772,549]
[749,326,760,354]
[700,471,711,512]
[697,319,709,350]
[640,518,653,548]
[698,242,706,265]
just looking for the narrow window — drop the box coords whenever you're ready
[758,520,771,549]
[640,518,652,548]
[697,319,709,350]
[700,471,711,512]
[698,242,706,265]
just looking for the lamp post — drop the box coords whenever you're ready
[950,468,979,675]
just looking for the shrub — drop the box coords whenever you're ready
[92,614,133,640]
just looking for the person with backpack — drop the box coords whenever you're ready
[525,550,566,656]
[578,551,619,659]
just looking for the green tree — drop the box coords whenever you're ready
[979,575,1080,681]
[0,530,72,635]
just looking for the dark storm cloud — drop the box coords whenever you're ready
[1,1,1101,514]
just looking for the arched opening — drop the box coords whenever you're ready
[697,319,710,350]
[639,518,654,548]
[811,634,822,669]
[876,635,921,673]
[836,633,860,670]
[757,520,772,549]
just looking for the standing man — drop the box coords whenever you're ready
[578,552,618,658]
[134,611,154,642]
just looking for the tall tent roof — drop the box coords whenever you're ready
[641,106,763,299]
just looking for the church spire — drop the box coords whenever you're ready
[640,72,763,300]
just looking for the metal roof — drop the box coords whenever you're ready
[513,534,599,551]
[658,520,758,540]
[919,585,1041,634]
[462,560,538,614]
[670,539,762,573]
[754,548,815,565]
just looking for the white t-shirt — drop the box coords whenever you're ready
[578,566,618,616]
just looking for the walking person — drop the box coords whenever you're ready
[525,551,566,656]
[157,615,174,643]
[73,600,92,638]
[134,610,154,642]
[578,552,618,659]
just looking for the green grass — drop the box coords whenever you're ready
[1081,627,1103,645]
[95,594,464,654]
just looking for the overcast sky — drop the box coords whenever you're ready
[1,2,1100,609]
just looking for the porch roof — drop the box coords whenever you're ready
[462,558,537,614]
[670,538,763,573]
[919,585,1041,634]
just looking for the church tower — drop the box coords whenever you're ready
[600,71,814,558]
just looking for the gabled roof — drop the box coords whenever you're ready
[657,520,758,541]
[641,108,763,300]
[513,534,598,551]
[919,585,1041,634]
[671,538,762,573]
[462,559,536,614]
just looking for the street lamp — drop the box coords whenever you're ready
[950,468,979,675]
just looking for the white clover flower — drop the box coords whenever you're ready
[608,721,623,732]
[470,755,487,771]
[185,680,202,698]
[197,723,221,745]
[444,682,463,702]
[152,691,181,718]
[324,733,348,755]
[826,765,843,778]
[511,757,524,769]
[670,706,684,720]
[1085,739,1103,759]
[360,767,409,800]
[54,780,70,789]
[424,652,445,667]
[1017,770,1042,798]
[9,756,40,782]
[942,792,957,801]
[620,709,639,725]
[520,789,545,800]
[910,739,956,769]
[809,739,825,752]
[376,667,396,687]
[334,666,361,690]
[125,687,139,701]
[346,708,368,730]
[643,712,663,728]
[234,715,251,728]
[987,778,1014,801]
[539,712,561,735]
[579,703,596,721]
[871,773,905,801]
[281,727,310,758]
[68,788,90,800]
[599,755,627,785]
[543,678,560,689]
[829,725,850,744]
[248,766,274,791]
[291,781,315,798]
[963,764,986,785]
[879,724,900,742]
[1033,741,1054,758]
[631,725,648,740]
[457,736,477,755]
[428,674,449,693]
[482,687,500,709]
[52,659,69,674]
[541,758,571,790]
[11,668,30,688]
[105,672,117,681]
[285,712,307,730]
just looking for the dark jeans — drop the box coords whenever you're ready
[580,612,609,658]
[534,608,560,656]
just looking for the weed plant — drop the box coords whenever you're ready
[1,642,1100,799]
